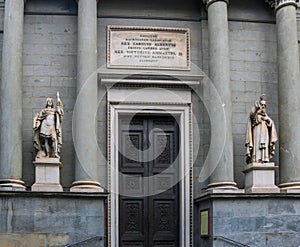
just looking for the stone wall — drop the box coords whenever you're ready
[196,194,300,247]
[0,192,106,247]
[22,14,77,189]
[3,0,279,192]
[229,21,278,187]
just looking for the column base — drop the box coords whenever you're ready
[243,162,280,193]
[31,158,63,192]
[206,181,239,193]
[0,179,26,191]
[70,181,104,192]
[279,182,300,193]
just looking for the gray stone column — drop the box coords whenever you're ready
[204,0,237,191]
[71,0,103,192]
[0,0,26,190]
[267,0,300,192]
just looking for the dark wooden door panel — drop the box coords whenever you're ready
[119,115,179,247]
[120,199,146,240]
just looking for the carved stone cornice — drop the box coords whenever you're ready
[203,0,229,8]
[266,0,298,12]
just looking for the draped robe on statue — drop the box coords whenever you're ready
[246,106,278,163]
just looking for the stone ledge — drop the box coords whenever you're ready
[194,192,300,203]
[0,191,108,199]
[33,157,62,165]
[243,162,278,173]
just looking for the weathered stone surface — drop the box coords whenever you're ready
[196,195,300,247]
[0,233,70,247]
[0,193,106,246]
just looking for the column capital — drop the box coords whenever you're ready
[266,0,298,12]
[203,0,229,8]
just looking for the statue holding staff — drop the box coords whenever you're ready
[245,95,278,164]
[33,92,63,159]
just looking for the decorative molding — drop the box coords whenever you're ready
[99,70,203,89]
[266,0,298,12]
[203,0,229,8]
[107,96,193,247]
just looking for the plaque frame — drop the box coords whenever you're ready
[107,25,190,70]
[200,208,210,238]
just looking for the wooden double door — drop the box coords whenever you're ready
[119,115,180,247]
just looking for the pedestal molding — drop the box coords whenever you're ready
[243,162,278,173]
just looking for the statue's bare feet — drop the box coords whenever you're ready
[54,153,60,159]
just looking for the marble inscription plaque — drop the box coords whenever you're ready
[107,26,190,70]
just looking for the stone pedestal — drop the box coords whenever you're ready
[243,162,279,193]
[32,158,63,192]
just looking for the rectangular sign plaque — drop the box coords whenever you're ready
[107,26,190,70]
[200,208,210,238]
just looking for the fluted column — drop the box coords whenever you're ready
[0,0,26,190]
[203,0,237,191]
[71,0,103,192]
[267,0,300,192]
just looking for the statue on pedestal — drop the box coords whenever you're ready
[245,95,278,164]
[33,92,63,159]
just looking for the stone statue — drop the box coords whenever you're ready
[245,95,278,164]
[33,92,63,159]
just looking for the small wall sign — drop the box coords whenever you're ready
[200,208,210,237]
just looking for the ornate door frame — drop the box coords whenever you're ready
[107,87,193,247]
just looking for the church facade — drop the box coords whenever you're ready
[0,0,300,246]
